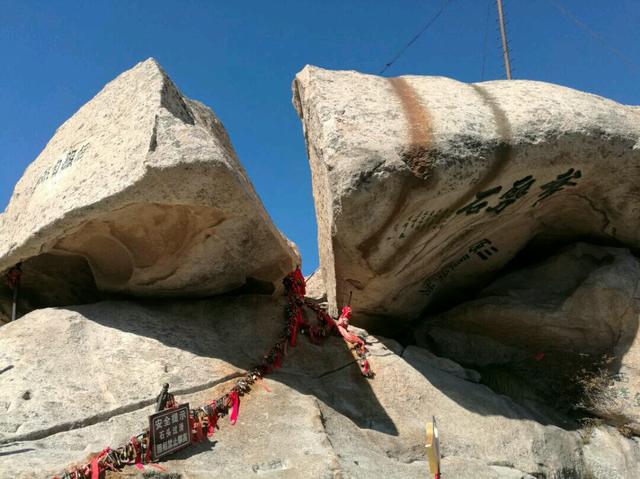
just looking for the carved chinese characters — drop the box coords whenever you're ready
[294,66,640,325]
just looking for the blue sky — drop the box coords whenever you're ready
[1,0,638,275]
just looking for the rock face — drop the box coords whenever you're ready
[293,66,640,326]
[1,298,639,478]
[0,58,298,316]
[304,268,327,302]
[416,243,640,434]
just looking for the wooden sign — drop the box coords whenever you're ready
[149,403,192,460]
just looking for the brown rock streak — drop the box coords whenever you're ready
[389,77,434,179]
[389,77,432,146]
[357,78,434,264]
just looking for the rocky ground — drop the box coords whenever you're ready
[1,296,638,478]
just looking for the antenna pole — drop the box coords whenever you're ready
[496,0,512,79]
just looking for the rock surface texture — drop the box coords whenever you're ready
[0,58,298,316]
[293,66,640,325]
[1,298,638,478]
[417,243,640,435]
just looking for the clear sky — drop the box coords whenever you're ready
[1,0,638,275]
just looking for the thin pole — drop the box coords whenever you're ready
[11,284,18,322]
[7,264,21,321]
[496,0,512,79]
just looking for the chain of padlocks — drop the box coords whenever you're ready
[51,267,373,478]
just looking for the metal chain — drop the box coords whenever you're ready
[53,268,357,478]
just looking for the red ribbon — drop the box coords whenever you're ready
[290,307,303,347]
[194,413,205,442]
[322,311,335,330]
[144,436,152,463]
[287,266,308,347]
[335,305,373,377]
[130,437,144,471]
[229,391,240,425]
[90,448,110,479]
[291,267,306,297]
[336,306,364,346]
[189,414,200,443]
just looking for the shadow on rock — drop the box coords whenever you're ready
[0,294,397,449]
[414,242,640,434]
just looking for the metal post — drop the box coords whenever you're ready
[156,383,170,412]
[496,0,512,79]
[7,263,22,322]
[11,284,18,322]
[426,416,441,478]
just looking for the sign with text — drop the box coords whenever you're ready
[149,403,192,460]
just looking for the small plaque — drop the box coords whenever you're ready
[149,403,192,460]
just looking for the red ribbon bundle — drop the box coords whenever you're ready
[52,267,373,478]
[335,305,373,377]
[288,267,306,347]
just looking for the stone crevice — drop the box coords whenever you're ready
[0,372,243,444]
[569,192,611,235]
[312,399,345,476]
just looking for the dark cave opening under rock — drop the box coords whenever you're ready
[0,247,276,324]
[407,236,640,435]
[0,252,103,324]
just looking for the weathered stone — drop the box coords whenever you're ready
[616,328,640,435]
[293,66,640,328]
[405,343,481,383]
[0,298,278,444]
[0,58,298,318]
[416,243,640,434]
[305,268,327,302]
[582,426,640,479]
[1,297,638,478]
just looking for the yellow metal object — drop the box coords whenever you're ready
[425,416,441,476]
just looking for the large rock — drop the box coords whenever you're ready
[1,298,638,478]
[416,243,640,434]
[0,58,297,317]
[292,66,640,326]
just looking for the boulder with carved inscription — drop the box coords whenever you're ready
[293,66,640,328]
[0,58,298,315]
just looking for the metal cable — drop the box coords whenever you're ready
[379,0,453,75]
[547,0,639,71]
